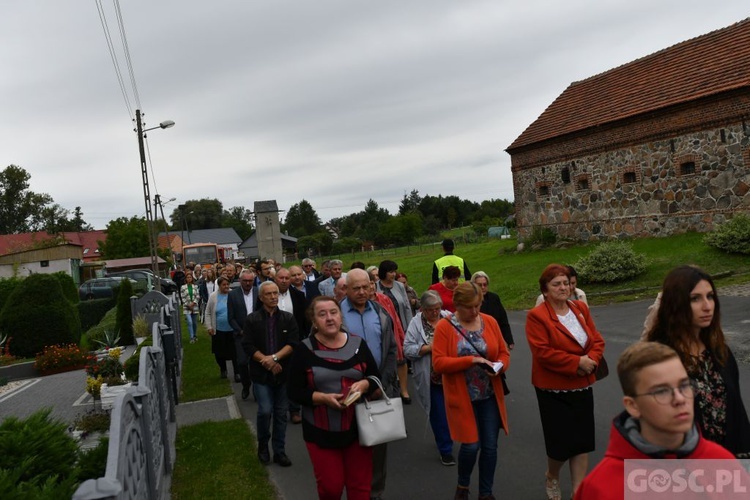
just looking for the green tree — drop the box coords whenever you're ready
[398,189,422,215]
[284,200,322,237]
[169,198,224,230]
[222,206,254,240]
[377,213,423,246]
[0,164,53,234]
[99,216,150,259]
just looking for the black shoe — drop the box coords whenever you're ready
[234,373,241,383]
[220,370,227,379]
[241,386,250,400]
[273,452,292,467]
[258,447,271,465]
[441,453,456,466]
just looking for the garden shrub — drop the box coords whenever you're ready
[75,437,109,482]
[703,214,750,254]
[77,296,117,332]
[575,241,647,284]
[115,278,135,346]
[86,307,117,346]
[0,277,23,313]
[524,225,557,248]
[0,408,80,498]
[52,271,79,305]
[123,336,153,382]
[0,274,81,358]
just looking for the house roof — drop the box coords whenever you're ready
[254,200,279,213]
[104,256,166,269]
[157,228,241,246]
[0,230,106,262]
[507,18,750,151]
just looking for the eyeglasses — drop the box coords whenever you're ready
[633,380,696,405]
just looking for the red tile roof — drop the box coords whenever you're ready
[0,230,107,262]
[507,18,750,151]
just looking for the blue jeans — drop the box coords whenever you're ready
[430,383,453,455]
[457,396,501,496]
[253,382,289,455]
[185,313,198,340]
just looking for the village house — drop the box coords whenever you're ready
[506,18,750,241]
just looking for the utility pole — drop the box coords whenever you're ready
[136,109,160,277]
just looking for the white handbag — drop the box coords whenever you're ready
[355,376,407,447]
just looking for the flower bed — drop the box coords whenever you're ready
[34,344,93,375]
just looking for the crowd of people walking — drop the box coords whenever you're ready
[173,239,750,500]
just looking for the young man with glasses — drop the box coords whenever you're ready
[575,342,734,499]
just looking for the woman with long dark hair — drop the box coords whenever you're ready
[645,265,750,457]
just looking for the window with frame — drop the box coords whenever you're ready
[576,177,589,191]
[538,185,550,197]
[680,161,696,176]
[561,167,571,184]
[623,171,637,184]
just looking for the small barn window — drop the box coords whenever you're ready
[40,260,49,268]
[623,171,637,184]
[577,178,589,191]
[561,167,571,184]
[538,185,550,197]
[680,161,696,176]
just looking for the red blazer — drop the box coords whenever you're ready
[525,299,605,391]
[433,313,510,443]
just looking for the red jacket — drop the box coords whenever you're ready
[575,412,736,500]
[525,299,605,390]
[433,313,510,443]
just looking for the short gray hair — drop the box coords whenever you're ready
[302,258,315,266]
[420,290,443,309]
[329,259,343,268]
[471,271,490,286]
[259,280,278,295]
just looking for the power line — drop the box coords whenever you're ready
[113,0,141,110]
[94,0,132,118]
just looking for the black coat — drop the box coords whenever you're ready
[480,291,514,347]
[241,308,299,385]
[227,286,258,334]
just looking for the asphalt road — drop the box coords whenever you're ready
[241,295,750,500]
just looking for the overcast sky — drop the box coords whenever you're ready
[1,1,746,229]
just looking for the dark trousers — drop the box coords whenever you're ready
[234,337,251,390]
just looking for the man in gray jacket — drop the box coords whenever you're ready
[340,268,397,500]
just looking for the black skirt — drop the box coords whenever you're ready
[535,387,595,461]
[212,330,237,360]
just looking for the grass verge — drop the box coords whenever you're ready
[180,317,233,402]
[172,419,275,500]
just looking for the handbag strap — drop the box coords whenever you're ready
[365,375,391,403]
[449,319,484,357]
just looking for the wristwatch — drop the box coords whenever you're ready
[272,354,279,363]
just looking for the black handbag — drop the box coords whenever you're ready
[595,356,609,381]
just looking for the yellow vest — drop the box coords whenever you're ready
[434,254,465,279]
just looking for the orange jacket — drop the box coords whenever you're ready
[432,313,510,443]
[525,300,605,391]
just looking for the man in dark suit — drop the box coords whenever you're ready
[301,258,320,281]
[241,281,299,467]
[227,268,258,400]
[289,265,320,302]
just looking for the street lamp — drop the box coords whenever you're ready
[135,109,174,278]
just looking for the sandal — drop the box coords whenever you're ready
[545,474,561,500]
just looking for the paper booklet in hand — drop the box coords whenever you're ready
[342,389,362,407]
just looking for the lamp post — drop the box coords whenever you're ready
[135,109,174,277]
[154,195,176,266]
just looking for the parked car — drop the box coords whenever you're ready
[107,269,178,295]
[78,277,138,301]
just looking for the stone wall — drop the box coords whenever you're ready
[513,122,750,241]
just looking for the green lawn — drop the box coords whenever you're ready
[172,419,276,500]
[300,231,750,310]
[180,318,233,402]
